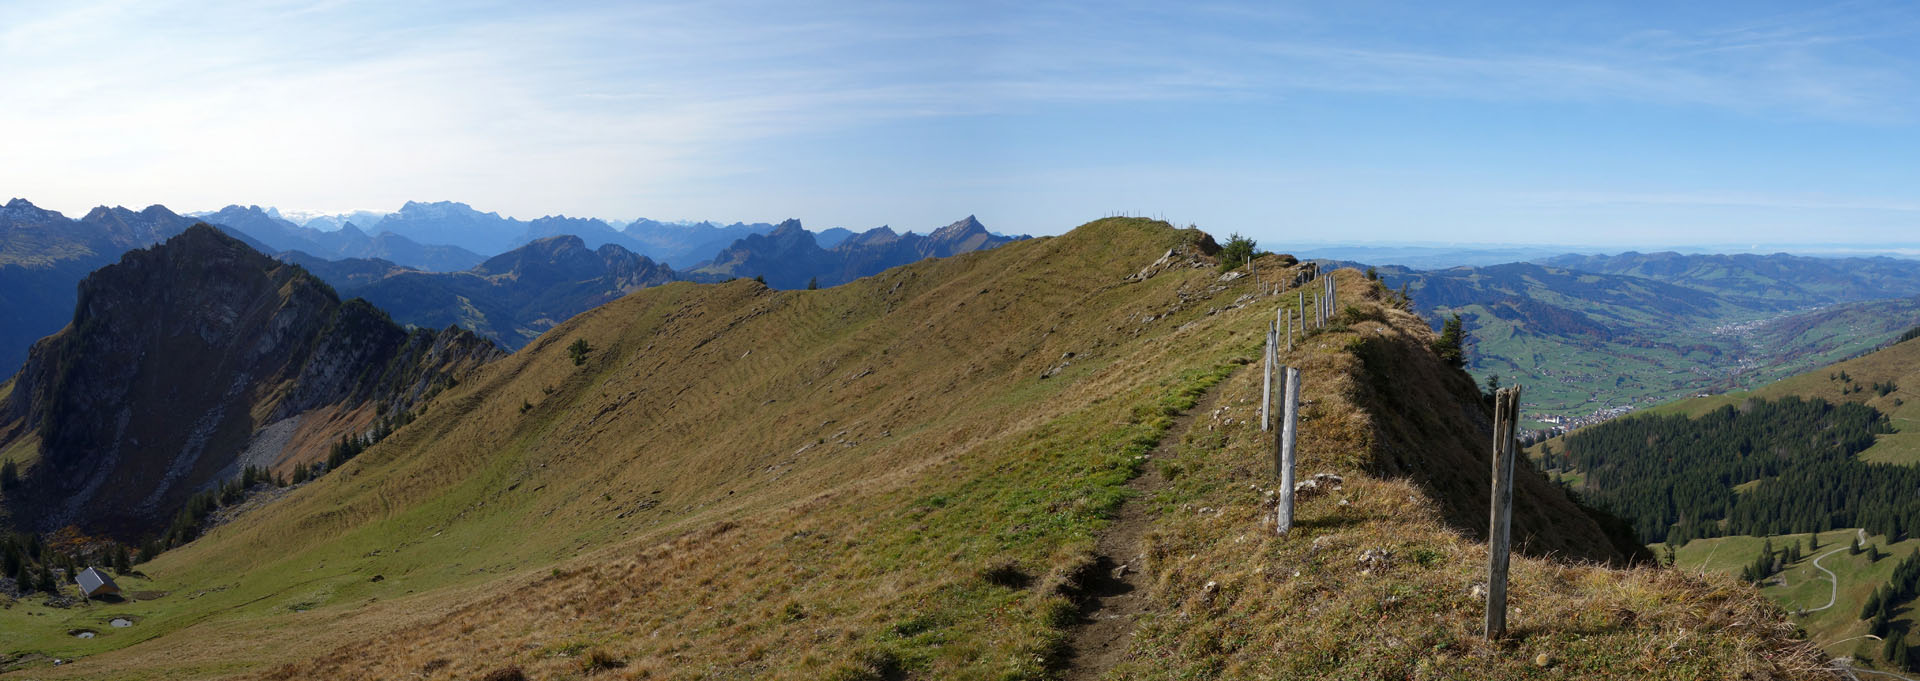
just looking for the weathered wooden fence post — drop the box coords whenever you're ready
[1328,275,1336,322]
[1276,366,1300,534]
[1261,323,1274,431]
[1486,384,1523,640]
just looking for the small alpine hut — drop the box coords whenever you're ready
[75,566,119,599]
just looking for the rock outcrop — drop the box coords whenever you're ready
[0,225,500,538]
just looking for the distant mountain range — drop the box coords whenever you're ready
[198,204,487,271]
[284,216,1026,349]
[694,215,1024,289]
[1363,252,1920,423]
[1539,251,1920,309]
[0,197,1029,372]
[286,235,711,350]
[278,201,785,269]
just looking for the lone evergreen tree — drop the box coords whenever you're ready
[1432,314,1467,369]
[806,277,819,290]
[35,563,56,593]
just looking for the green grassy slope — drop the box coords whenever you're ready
[1644,335,1920,465]
[1533,336,1920,673]
[0,219,1827,680]
[1671,530,1920,672]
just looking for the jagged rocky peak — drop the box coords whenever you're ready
[2,197,62,220]
[0,223,500,539]
[932,214,987,238]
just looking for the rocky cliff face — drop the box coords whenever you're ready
[0,201,214,373]
[0,224,500,539]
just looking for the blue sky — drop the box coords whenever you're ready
[3,1,1919,247]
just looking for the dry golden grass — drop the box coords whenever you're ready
[0,220,1834,680]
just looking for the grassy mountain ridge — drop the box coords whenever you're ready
[0,219,1825,679]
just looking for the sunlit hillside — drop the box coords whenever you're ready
[0,219,1828,680]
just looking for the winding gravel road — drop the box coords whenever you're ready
[1803,529,1868,614]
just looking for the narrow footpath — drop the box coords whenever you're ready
[1061,376,1234,679]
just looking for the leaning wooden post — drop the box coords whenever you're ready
[1486,384,1523,640]
[1276,366,1301,534]
[1318,278,1326,328]
[1261,324,1274,432]
[1324,276,1333,325]
[1297,292,1306,334]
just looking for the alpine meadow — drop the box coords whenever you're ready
[6,2,1920,680]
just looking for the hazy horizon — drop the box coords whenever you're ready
[6,2,1920,248]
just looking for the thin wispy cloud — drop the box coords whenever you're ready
[1,1,1917,244]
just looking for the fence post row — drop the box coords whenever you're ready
[1276,366,1300,534]
[1486,384,1523,640]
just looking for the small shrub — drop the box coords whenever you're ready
[1217,233,1256,271]
[568,338,593,366]
[480,667,527,681]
